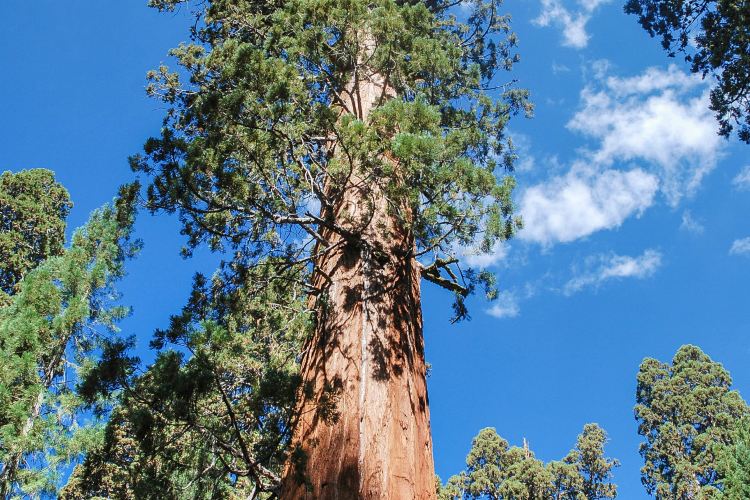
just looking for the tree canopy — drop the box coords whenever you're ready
[0,184,138,497]
[133,0,531,320]
[718,417,750,499]
[0,169,72,305]
[62,260,309,498]
[635,344,749,498]
[439,424,618,499]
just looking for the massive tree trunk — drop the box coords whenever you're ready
[280,34,436,500]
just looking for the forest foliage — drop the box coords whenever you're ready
[1,0,750,497]
[0,172,139,497]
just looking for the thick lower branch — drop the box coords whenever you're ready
[419,258,469,296]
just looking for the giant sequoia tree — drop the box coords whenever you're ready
[635,345,749,498]
[135,0,530,497]
[0,169,72,306]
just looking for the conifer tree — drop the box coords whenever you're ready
[135,0,530,497]
[0,187,138,497]
[63,261,309,498]
[567,424,620,499]
[0,169,72,306]
[635,345,749,498]
[718,417,750,499]
[439,424,618,499]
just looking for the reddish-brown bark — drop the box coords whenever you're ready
[280,40,436,500]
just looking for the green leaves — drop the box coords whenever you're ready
[635,345,749,498]
[64,261,310,498]
[718,417,750,499]
[439,424,618,499]
[133,0,530,316]
[0,169,72,298]
[0,190,137,497]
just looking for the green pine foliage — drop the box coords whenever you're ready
[131,0,531,321]
[62,261,310,499]
[63,0,536,492]
[0,169,72,306]
[0,185,138,497]
[718,417,750,499]
[635,345,749,498]
[438,424,618,499]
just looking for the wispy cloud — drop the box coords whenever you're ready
[511,132,536,173]
[732,166,750,190]
[517,64,722,246]
[486,291,521,318]
[552,62,571,75]
[484,248,663,319]
[533,0,610,49]
[462,241,510,269]
[563,249,662,295]
[730,237,750,256]
[680,210,705,235]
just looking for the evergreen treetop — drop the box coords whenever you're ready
[439,424,618,499]
[635,344,749,498]
[0,185,138,497]
[134,0,531,319]
[0,169,72,304]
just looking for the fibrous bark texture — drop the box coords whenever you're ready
[281,39,436,500]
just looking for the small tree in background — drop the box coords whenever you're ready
[0,185,138,497]
[566,424,620,499]
[439,424,618,499]
[635,344,749,498]
[0,169,72,306]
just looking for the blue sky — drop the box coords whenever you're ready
[2,1,749,497]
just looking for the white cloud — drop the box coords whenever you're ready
[516,65,722,247]
[578,0,610,10]
[730,237,750,256]
[486,291,520,319]
[563,249,662,295]
[732,166,750,190]
[602,65,701,95]
[589,59,612,80]
[552,62,571,75]
[568,65,721,205]
[518,166,658,245]
[463,241,510,269]
[680,210,705,234]
[511,132,536,173]
[533,0,609,49]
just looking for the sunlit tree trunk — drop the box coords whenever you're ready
[280,34,436,500]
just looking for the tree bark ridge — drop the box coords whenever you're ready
[280,32,436,500]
